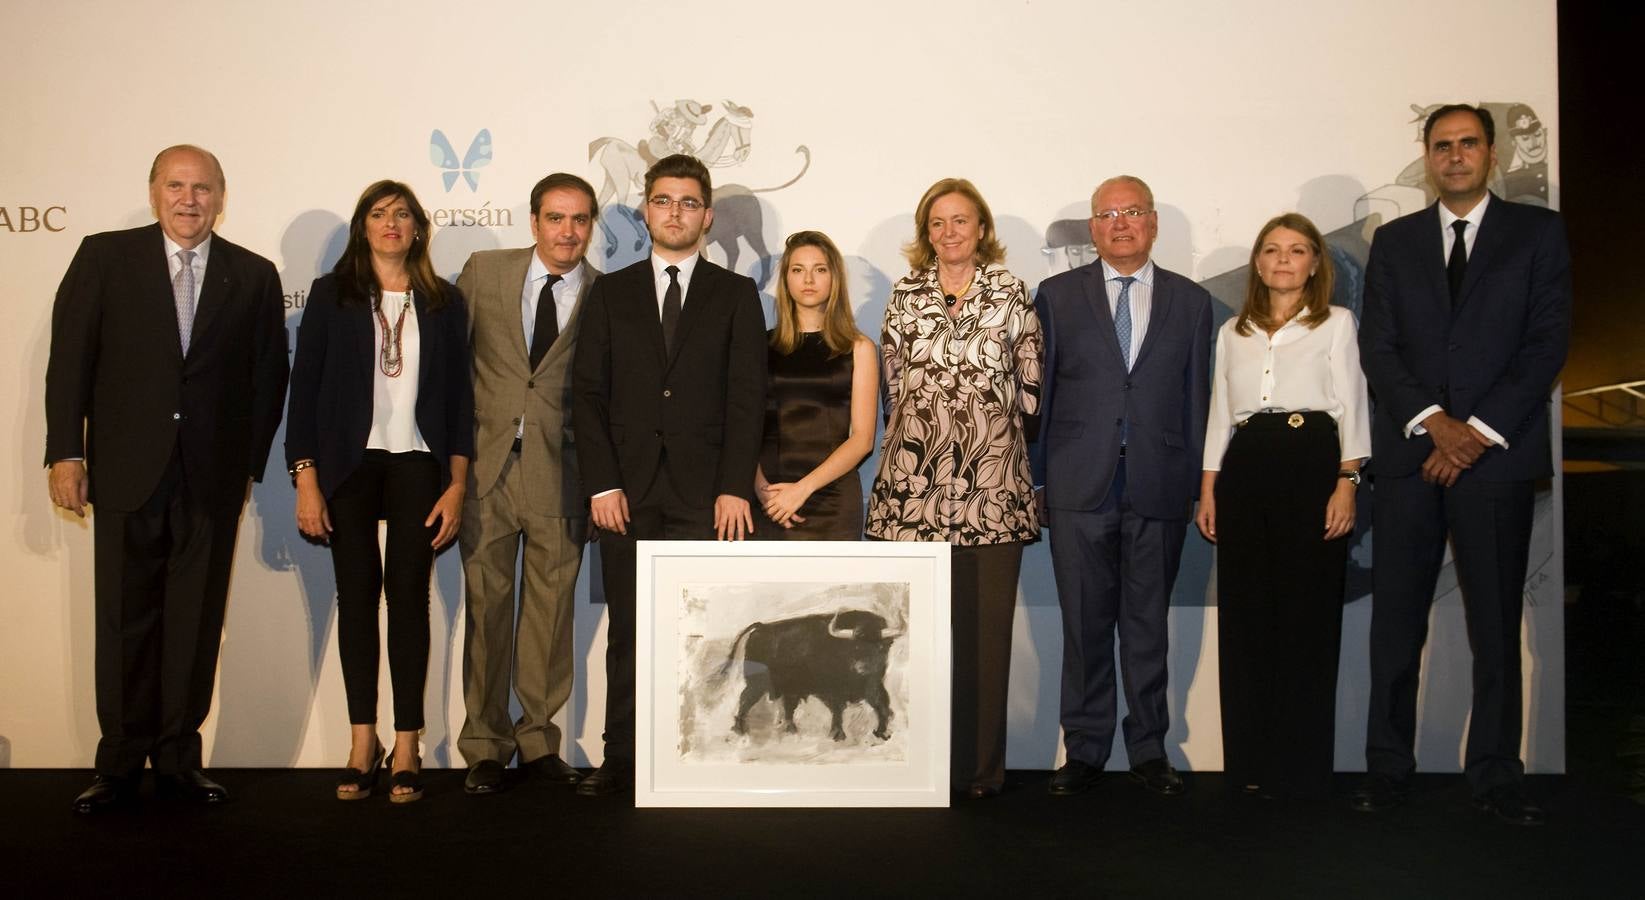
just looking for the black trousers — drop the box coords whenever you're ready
[1214,412,1347,798]
[327,449,440,732]
[1366,471,1534,794]
[93,450,244,776]
[950,541,1024,790]
[595,465,715,764]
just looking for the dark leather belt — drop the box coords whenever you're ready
[1236,410,1336,432]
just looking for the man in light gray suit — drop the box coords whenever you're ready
[455,173,600,793]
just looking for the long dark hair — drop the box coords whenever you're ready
[332,180,445,310]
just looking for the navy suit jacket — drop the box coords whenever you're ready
[1031,262,1213,520]
[45,223,288,512]
[285,273,475,499]
[1358,194,1571,480]
[572,257,767,508]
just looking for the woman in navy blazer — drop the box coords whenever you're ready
[286,180,473,803]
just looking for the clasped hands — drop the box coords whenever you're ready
[589,489,757,541]
[1420,412,1494,487]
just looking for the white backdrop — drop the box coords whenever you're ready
[0,0,1563,773]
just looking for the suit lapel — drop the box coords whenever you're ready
[414,288,433,398]
[1132,268,1171,368]
[638,262,668,368]
[543,259,596,367]
[501,248,533,372]
[1417,204,1452,316]
[1454,193,1506,312]
[669,259,717,368]
[187,236,233,359]
[1080,263,1126,365]
[136,226,185,358]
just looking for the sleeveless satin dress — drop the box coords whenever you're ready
[757,332,863,540]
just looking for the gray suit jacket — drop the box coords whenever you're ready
[457,249,599,516]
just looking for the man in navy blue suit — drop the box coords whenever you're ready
[1032,176,1213,796]
[1353,104,1570,825]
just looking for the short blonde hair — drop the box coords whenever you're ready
[903,178,1006,271]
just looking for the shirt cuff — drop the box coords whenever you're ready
[1405,405,1444,438]
[592,488,622,499]
[1466,416,1508,449]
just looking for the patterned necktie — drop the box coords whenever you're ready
[661,265,682,356]
[1447,220,1469,302]
[1114,275,1136,369]
[529,272,562,369]
[174,249,197,355]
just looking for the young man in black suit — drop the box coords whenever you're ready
[1354,105,1571,825]
[46,145,288,812]
[572,154,767,795]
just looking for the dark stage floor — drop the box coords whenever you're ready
[6,736,1641,899]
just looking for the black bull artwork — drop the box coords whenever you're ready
[718,610,902,742]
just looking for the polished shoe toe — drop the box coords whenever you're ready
[464,758,507,795]
[1473,786,1546,826]
[156,769,228,804]
[576,762,632,797]
[1047,760,1100,796]
[523,754,584,785]
[1349,773,1408,813]
[1128,758,1185,796]
[72,775,138,814]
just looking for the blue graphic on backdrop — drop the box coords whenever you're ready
[431,129,493,192]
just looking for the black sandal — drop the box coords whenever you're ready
[335,741,385,801]
[389,756,423,804]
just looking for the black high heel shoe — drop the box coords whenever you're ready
[336,741,385,801]
[389,755,423,804]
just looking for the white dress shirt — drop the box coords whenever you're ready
[366,290,429,453]
[1405,193,1508,448]
[1101,258,1154,369]
[651,250,700,312]
[1203,305,1371,470]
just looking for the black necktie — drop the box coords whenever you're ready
[529,273,562,369]
[1447,220,1469,302]
[661,265,682,356]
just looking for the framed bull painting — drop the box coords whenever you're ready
[634,540,952,807]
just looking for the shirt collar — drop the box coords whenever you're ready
[528,253,582,296]
[162,232,212,267]
[1438,191,1490,231]
[1100,258,1154,287]
[652,251,700,286]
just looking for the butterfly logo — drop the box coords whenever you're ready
[430,129,492,192]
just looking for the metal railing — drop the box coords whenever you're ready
[1565,380,1645,428]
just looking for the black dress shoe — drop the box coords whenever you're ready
[576,761,632,796]
[964,783,1002,800]
[72,775,138,814]
[464,758,507,795]
[1472,785,1546,826]
[1349,773,1409,813]
[1128,758,1185,796]
[155,769,228,804]
[523,754,583,785]
[1048,760,1101,796]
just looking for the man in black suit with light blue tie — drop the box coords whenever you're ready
[1354,104,1570,825]
[1032,175,1213,797]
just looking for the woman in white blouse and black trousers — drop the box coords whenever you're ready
[1196,212,1370,800]
[287,181,473,803]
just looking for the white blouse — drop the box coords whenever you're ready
[1202,305,1370,470]
[367,290,429,454]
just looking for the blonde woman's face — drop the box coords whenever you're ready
[785,244,833,312]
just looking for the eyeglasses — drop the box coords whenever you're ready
[1093,208,1154,223]
[647,195,705,212]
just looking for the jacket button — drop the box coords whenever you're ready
[527,380,535,389]
[172,413,182,420]
[654,429,663,438]
[663,389,672,398]
[512,417,521,426]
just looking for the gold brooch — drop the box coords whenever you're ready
[1287,413,1305,428]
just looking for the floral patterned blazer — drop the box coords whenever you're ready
[866,263,1042,545]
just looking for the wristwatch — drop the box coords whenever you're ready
[1338,470,1361,486]
[289,459,315,485]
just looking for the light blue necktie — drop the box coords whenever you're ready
[174,249,197,354]
[1114,275,1136,369]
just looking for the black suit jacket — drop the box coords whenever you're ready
[572,257,766,507]
[1358,194,1571,480]
[45,223,288,512]
[1030,263,1213,520]
[285,273,475,499]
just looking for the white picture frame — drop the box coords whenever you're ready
[634,540,952,807]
